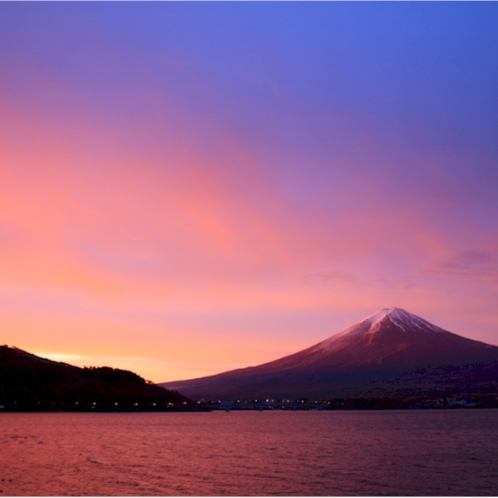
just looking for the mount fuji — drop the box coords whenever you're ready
[161,308,498,400]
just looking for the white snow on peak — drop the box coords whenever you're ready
[362,307,445,334]
[308,307,445,354]
[364,307,403,327]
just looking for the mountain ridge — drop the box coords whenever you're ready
[161,308,498,400]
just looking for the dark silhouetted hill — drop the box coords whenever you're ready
[0,345,191,411]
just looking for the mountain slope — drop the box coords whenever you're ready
[161,308,498,400]
[0,345,191,410]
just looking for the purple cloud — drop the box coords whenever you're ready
[425,250,498,282]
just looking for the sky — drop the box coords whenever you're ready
[1,2,497,383]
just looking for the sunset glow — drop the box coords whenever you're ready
[1,2,497,382]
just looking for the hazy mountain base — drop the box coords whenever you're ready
[361,360,498,397]
[161,359,498,401]
[0,345,192,411]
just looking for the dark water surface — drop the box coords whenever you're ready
[1,410,498,496]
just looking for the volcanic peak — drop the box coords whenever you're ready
[366,307,404,326]
[308,307,445,354]
[361,307,444,333]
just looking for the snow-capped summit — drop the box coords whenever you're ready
[367,306,403,324]
[307,307,445,355]
[364,307,445,333]
[161,308,498,400]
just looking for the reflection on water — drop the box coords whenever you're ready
[1,410,498,495]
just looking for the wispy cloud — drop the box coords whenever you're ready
[424,250,498,282]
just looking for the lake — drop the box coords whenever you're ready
[1,410,497,495]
